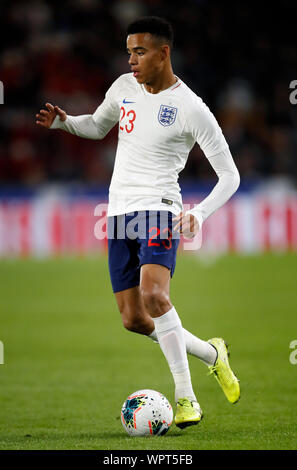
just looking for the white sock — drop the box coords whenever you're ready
[149,328,217,366]
[152,306,196,403]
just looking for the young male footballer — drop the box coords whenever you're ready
[36,16,240,428]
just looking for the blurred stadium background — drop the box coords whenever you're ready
[1,0,297,451]
[0,0,297,257]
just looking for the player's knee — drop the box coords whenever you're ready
[141,285,170,315]
[122,315,147,334]
[122,316,138,332]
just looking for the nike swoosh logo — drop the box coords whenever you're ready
[152,251,169,255]
[123,98,135,104]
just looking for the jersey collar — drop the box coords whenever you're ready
[141,76,181,96]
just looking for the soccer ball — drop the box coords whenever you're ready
[121,389,173,436]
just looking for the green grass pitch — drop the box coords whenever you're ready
[0,253,296,450]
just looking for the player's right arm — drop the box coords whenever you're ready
[36,81,120,140]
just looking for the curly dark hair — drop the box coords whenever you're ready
[126,16,174,49]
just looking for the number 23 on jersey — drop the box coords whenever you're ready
[119,107,136,133]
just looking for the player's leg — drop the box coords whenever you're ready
[140,263,202,427]
[112,263,239,406]
[108,212,157,336]
[135,209,201,427]
[109,211,215,365]
[108,211,237,407]
[114,284,217,367]
[140,263,195,402]
[146,309,240,404]
[149,325,217,366]
[140,210,239,405]
[114,285,154,336]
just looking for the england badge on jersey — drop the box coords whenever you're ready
[158,105,178,127]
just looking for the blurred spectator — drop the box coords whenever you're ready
[0,0,296,186]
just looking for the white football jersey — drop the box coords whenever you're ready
[92,73,229,216]
[51,72,239,225]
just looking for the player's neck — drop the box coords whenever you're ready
[144,68,177,95]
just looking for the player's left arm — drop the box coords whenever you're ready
[173,99,240,239]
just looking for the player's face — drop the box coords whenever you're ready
[127,33,167,85]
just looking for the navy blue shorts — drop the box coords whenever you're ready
[108,211,180,293]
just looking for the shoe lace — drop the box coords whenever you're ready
[208,363,240,387]
[207,365,218,376]
[177,398,192,408]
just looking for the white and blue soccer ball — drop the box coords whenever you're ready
[121,389,173,436]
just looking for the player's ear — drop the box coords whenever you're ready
[160,44,170,61]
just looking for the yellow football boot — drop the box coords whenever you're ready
[174,398,203,429]
[207,338,240,404]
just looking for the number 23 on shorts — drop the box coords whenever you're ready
[148,227,172,250]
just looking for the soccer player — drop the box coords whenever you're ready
[36,16,240,429]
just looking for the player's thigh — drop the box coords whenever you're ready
[138,210,179,293]
[108,216,140,294]
[140,264,172,316]
[140,264,171,295]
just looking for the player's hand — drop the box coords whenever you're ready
[36,103,67,128]
[173,212,200,239]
